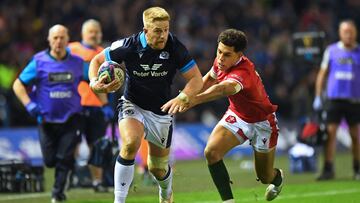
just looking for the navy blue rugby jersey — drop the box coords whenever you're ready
[104,31,196,115]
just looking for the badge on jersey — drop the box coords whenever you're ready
[225,115,237,124]
[48,72,74,83]
[159,51,169,59]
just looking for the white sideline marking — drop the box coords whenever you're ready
[0,188,359,202]
[0,193,49,201]
[194,188,360,203]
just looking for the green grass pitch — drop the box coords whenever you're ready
[1,152,359,203]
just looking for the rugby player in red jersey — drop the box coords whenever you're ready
[169,29,284,202]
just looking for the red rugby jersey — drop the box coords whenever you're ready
[211,56,277,123]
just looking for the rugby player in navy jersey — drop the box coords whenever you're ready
[13,25,84,203]
[89,7,203,203]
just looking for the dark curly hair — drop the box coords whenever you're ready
[217,29,247,52]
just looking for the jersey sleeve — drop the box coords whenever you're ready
[19,58,37,85]
[174,40,196,73]
[320,47,330,70]
[225,70,244,89]
[106,39,128,63]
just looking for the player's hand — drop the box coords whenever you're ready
[90,74,121,93]
[178,98,197,113]
[312,96,322,111]
[161,97,189,114]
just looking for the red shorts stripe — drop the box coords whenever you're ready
[267,114,279,148]
[237,129,248,141]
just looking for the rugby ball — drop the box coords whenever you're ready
[98,61,125,85]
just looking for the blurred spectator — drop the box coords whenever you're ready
[313,20,360,180]
[68,19,111,192]
[12,24,84,203]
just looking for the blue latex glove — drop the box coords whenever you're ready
[312,96,322,111]
[101,104,114,122]
[25,101,43,123]
[25,102,41,117]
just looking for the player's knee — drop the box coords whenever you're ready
[204,146,221,164]
[147,155,169,179]
[120,142,139,158]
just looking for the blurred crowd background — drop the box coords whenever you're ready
[1,0,360,127]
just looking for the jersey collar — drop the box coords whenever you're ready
[138,31,173,51]
[226,57,243,72]
[337,41,358,50]
[81,41,97,50]
[140,32,147,48]
[234,57,243,66]
[47,49,69,61]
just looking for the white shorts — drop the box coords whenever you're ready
[219,109,279,153]
[117,96,173,149]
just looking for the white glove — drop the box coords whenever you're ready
[313,96,322,111]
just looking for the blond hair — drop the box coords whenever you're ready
[142,7,170,28]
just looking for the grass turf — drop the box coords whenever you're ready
[0,152,359,203]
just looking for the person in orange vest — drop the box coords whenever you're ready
[69,19,113,192]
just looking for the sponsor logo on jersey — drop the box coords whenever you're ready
[134,64,168,77]
[48,72,73,83]
[228,74,243,82]
[338,57,354,65]
[159,51,169,59]
[140,64,162,71]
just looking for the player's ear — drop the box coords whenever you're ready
[143,27,148,34]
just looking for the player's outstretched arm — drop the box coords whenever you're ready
[180,64,203,97]
[184,80,241,112]
[200,71,218,93]
[161,64,203,114]
[89,50,105,81]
